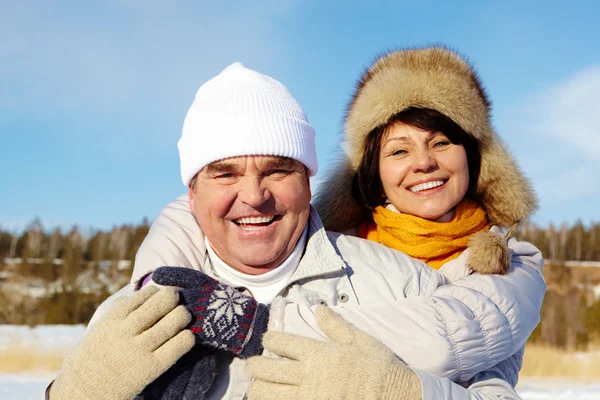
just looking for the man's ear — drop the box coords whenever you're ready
[188,186,196,214]
[305,169,312,199]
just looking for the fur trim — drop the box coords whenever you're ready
[313,157,365,232]
[316,46,537,229]
[467,231,510,275]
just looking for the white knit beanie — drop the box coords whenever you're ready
[178,62,318,186]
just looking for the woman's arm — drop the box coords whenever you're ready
[131,194,205,283]
[248,307,523,400]
[273,237,544,383]
[415,350,524,400]
[138,196,545,382]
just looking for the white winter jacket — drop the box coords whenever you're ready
[99,196,545,399]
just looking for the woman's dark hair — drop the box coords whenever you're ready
[352,107,481,210]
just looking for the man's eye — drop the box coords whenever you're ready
[216,173,235,179]
[266,169,290,176]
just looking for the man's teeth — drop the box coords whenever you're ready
[235,216,275,225]
[239,226,264,231]
[410,180,445,193]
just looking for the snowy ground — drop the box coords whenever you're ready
[0,325,85,399]
[517,379,600,399]
[2,325,600,399]
[0,373,56,400]
[0,324,86,350]
[1,374,600,400]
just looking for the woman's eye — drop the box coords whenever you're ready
[433,141,450,148]
[391,149,408,156]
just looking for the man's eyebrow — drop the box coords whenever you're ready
[203,157,301,175]
[204,161,239,175]
[264,157,300,170]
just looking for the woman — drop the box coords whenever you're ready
[129,47,544,396]
[314,46,537,276]
[245,46,544,398]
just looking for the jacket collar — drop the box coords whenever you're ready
[290,206,346,282]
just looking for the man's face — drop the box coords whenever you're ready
[189,155,311,275]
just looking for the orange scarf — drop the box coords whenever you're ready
[357,199,490,269]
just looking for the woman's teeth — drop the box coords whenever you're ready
[410,180,445,193]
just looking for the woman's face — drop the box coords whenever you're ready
[378,122,470,221]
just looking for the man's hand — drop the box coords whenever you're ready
[246,306,422,400]
[50,286,195,400]
[152,266,269,358]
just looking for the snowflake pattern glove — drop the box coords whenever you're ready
[152,266,269,359]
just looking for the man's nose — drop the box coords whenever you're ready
[238,178,271,207]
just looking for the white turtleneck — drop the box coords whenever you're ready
[205,226,308,304]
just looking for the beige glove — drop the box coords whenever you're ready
[50,286,195,400]
[246,306,422,400]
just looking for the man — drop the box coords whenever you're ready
[49,62,539,399]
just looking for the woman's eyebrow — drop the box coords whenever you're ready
[383,136,410,145]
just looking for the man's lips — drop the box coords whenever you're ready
[232,215,282,230]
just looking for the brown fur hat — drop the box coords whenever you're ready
[313,46,538,274]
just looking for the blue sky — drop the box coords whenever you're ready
[1,0,599,232]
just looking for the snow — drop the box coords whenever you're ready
[0,374,55,400]
[0,325,86,351]
[0,325,84,399]
[517,379,600,399]
[0,375,599,400]
[2,325,600,399]
[593,284,600,299]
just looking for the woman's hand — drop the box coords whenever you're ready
[246,306,422,400]
[49,286,195,400]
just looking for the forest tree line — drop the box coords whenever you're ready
[0,218,150,326]
[516,220,600,262]
[2,218,600,350]
[2,218,599,270]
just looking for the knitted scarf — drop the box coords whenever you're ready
[357,198,490,270]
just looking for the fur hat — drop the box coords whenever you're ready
[313,46,538,274]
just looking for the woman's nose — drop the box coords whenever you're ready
[412,150,438,173]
